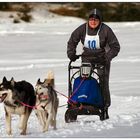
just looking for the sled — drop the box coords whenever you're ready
[65,57,109,123]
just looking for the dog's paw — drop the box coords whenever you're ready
[43,127,49,132]
[7,131,12,135]
[43,129,48,133]
[20,131,26,135]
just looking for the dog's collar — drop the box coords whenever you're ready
[40,99,51,111]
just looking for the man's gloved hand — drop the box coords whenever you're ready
[70,55,79,62]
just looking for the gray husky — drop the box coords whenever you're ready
[35,71,59,132]
[0,77,36,135]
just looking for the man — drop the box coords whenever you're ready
[67,8,120,117]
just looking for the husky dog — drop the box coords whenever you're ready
[35,71,59,132]
[0,77,36,135]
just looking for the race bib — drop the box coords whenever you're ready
[84,34,100,49]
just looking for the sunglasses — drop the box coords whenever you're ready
[89,18,99,22]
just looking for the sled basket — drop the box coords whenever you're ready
[65,57,109,123]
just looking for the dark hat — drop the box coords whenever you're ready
[89,9,102,21]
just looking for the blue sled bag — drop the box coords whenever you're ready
[70,77,104,107]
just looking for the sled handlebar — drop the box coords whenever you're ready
[68,54,104,70]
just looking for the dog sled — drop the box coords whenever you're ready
[65,56,109,123]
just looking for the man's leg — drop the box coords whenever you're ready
[97,62,111,107]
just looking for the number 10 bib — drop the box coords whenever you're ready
[84,24,101,50]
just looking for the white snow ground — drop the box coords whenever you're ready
[0,8,140,138]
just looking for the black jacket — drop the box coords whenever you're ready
[67,22,120,63]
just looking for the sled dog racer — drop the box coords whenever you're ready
[67,8,120,114]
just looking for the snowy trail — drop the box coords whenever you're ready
[1,95,140,137]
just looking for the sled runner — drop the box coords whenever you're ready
[65,57,109,123]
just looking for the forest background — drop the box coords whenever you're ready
[0,2,139,22]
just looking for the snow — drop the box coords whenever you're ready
[0,7,140,138]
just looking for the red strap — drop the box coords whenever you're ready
[17,100,37,109]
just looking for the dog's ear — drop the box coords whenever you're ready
[44,79,49,86]
[2,76,7,83]
[10,77,14,81]
[10,77,15,86]
[44,79,47,83]
[37,78,41,84]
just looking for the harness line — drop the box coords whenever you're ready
[54,77,85,106]
[16,78,85,109]
[16,100,37,109]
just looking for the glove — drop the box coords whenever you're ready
[70,55,79,62]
